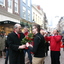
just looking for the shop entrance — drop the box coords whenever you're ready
[0,20,16,35]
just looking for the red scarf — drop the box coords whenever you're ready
[24,32,29,36]
[17,33,20,38]
[14,31,20,38]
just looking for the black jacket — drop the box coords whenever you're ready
[7,32,25,64]
[29,33,45,57]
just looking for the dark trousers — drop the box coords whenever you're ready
[5,49,9,64]
[45,51,48,56]
[50,51,60,64]
[0,51,2,57]
[24,49,32,63]
[9,52,25,64]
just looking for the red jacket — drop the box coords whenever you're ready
[45,35,62,51]
[24,32,29,49]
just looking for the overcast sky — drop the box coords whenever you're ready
[32,0,64,28]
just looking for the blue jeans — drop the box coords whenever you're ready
[5,49,9,64]
[24,49,32,63]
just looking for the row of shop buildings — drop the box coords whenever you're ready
[0,0,48,35]
[57,17,64,33]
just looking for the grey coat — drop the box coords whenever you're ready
[0,36,6,51]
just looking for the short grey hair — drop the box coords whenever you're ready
[14,24,21,29]
[24,26,28,29]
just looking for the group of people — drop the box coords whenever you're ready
[39,28,62,64]
[6,24,46,64]
[0,23,62,64]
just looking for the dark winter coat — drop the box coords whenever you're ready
[7,32,25,64]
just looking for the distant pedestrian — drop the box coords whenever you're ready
[40,29,49,56]
[45,41,49,56]
[0,32,6,58]
[5,36,9,64]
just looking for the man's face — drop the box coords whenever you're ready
[32,26,37,35]
[24,28,28,33]
[15,26,22,33]
[53,30,58,35]
[40,29,44,35]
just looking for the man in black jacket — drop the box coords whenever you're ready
[26,24,45,64]
[7,24,26,64]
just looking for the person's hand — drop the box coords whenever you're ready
[29,44,33,47]
[44,32,48,36]
[19,45,26,49]
[26,42,30,47]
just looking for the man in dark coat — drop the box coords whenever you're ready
[7,24,26,64]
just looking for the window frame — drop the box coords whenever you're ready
[8,0,12,9]
[22,0,26,3]
[0,0,5,6]
[28,0,30,7]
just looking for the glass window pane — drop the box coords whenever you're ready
[8,0,12,8]
[14,0,18,12]
[23,0,26,3]
[0,0,4,5]
[15,0,18,3]
[23,7,26,19]
[28,10,30,21]
[28,0,30,7]
[15,3,17,11]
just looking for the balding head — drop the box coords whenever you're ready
[14,24,22,33]
[53,29,59,35]
[14,24,21,29]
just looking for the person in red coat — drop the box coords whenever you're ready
[45,29,62,64]
[23,27,32,64]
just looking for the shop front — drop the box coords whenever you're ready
[0,20,17,35]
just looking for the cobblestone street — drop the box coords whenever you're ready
[0,48,64,64]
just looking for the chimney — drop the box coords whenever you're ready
[37,5,40,10]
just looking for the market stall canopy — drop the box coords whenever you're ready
[0,20,18,25]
